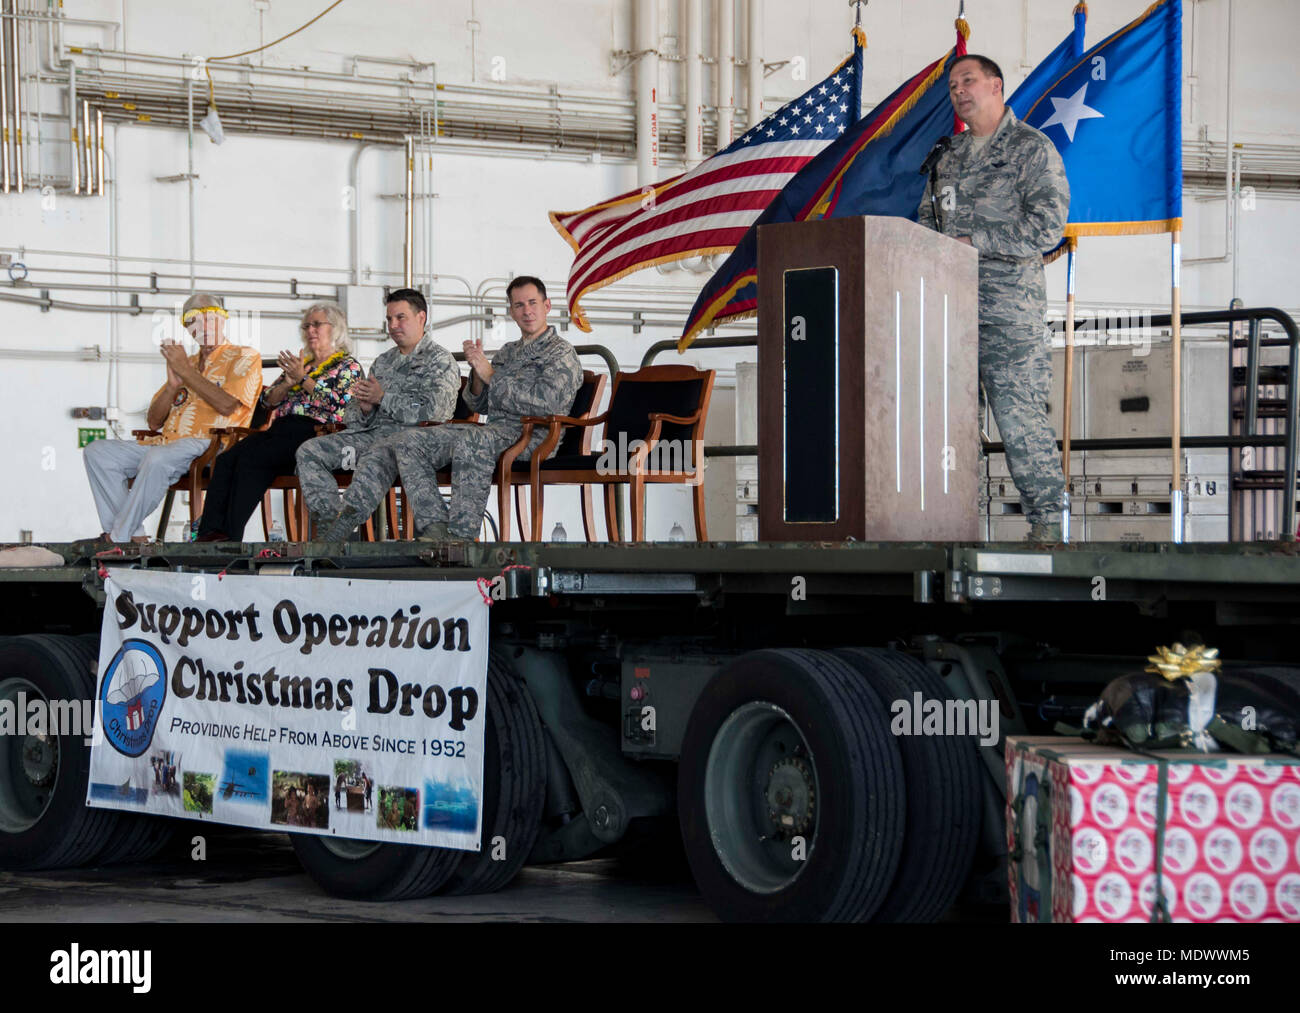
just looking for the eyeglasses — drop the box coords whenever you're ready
[303,320,332,330]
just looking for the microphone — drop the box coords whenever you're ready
[918,135,953,176]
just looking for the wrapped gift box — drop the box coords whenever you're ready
[1007,736,1300,923]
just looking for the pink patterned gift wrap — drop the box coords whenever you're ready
[1006,736,1300,923]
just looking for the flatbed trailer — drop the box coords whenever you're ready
[3,537,1299,921]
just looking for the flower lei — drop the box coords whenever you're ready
[287,349,349,392]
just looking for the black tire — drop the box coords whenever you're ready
[835,647,982,922]
[68,633,178,867]
[0,635,118,870]
[91,812,178,866]
[438,651,546,895]
[291,833,462,901]
[677,648,905,922]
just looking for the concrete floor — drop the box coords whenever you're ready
[0,827,717,923]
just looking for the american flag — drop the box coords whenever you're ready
[549,38,864,331]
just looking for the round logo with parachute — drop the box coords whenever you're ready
[99,639,168,757]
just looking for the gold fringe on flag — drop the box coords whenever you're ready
[852,25,867,49]
[1073,1,1088,15]
[955,17,970,40]
[1065,218,1183,238]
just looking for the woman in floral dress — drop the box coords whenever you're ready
[195,301,362,540]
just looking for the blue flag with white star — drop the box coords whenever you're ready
[1014,0,1182,236]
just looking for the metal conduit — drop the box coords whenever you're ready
[10,0,22,191]
[1,0,10,193]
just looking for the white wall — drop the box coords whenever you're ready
[0,0,1294,543]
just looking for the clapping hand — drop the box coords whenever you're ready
[277,349,307,385]
[160,341,189,388]
[352,377,385,407]
[463,337,492,382]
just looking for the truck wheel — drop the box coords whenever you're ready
[92,814,177,866]
[836,648,981,922]
[70,633,177,867]
[0,635,118,870]
[438,652,546,895]
[291,834,461,901]
[678,649,905,922]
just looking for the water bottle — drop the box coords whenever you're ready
[189,520,200,542]
[550,522,567,542]
[269,521,287,543]
[668,522,686,542]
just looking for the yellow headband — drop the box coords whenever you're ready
[182,305,229,325]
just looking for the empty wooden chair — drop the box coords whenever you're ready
[516,365,714,542]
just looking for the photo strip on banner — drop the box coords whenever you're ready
[87,568,489,850]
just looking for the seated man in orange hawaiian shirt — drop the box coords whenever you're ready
[83,292,262,543]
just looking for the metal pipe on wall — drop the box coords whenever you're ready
[187,76,195,289]
[685,0,703,168]
[715,0,734,151]
[634,0,659,187]
[69,61,78,193]
[404,136,414,288]
[11,0,23,191]
[746,0,762,135]
[349,142,385,286]
[82,97,91,193]
[1,0,10,193]
[1186,0,1234,267]
[96,107,103,196]
[44,7,80,194]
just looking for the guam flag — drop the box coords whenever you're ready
[679,22,970,350]
[1015,0,1182,236]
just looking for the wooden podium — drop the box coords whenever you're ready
[757,216,980,542]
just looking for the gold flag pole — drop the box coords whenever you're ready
[1062,235,1078,542]
[1171,228,1184,542]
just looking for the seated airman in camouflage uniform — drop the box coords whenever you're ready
[296,289,460,538]
[394,276,584,541]
[918,53,1070,542]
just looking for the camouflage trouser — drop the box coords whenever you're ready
[393,422,538,539]
[978,261,1064,527]
[295,425,406,536]
[980,321,1064,526]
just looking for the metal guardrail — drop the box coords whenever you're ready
[646,311,1300,539]
[1047,307,1300,539]
[640,335,757,367]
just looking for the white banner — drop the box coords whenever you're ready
[88,569,489,850]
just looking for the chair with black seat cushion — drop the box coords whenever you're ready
[513,365,714,542]
[496,370,607,541]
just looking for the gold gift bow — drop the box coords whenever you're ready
[1144,642,1222,681]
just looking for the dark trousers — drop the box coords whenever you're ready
[198,415,319,537]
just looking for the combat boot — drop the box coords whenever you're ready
[1026,520,1061,544]
[416,521,452,542]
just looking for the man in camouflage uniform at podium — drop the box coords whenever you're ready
[395,276,584,540]
[919,53,1070,543]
